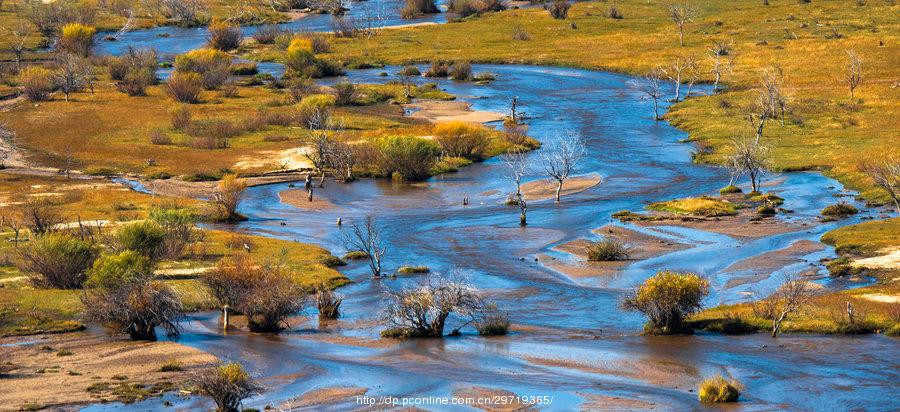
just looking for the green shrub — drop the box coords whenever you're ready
[16,233,98,289]
[284,37,315,76]
[821,202,858,217]
[586,239,629,261]
[826,257,863,277]
[750,192,784,206]
[399,66,421,76]
[149,206,199,259]
[698,375,742,403]
[448,61,472,80]
[229,62,258,75]
[546,0,571,19]
[115,220,167,260]
[86,251,154,290]
[719,185,742,194]
[756,204,777,216]
[158,359,183,372]
[333,80,356,106]
[424,60,449,77]
[621,271,709,335]
[378,135,441,181]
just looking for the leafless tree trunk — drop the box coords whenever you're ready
[52,53,93,102]
[631,68,666,121]
[341,215,386,277]
[766,274,817,337]
[329,140,357,183]
[728,135,771,193]
[10,22,29,73]
[663,56,695,102]
[500,150,527,197]
[515,194,527,226]
[859,157,900,213]
[667,2,699,47]
[707,48,731,93]
[844,49,863,100]
[539,131,585,203]
[745,66,785,143]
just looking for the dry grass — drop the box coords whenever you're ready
[822,217,900,256]
[648,197,739,216]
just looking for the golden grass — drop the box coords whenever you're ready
[316,0,898,203]
[821,217,900,256]
[648,196,738,216]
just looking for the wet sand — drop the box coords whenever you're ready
[519,174,601,202]
[279,188,340,210]
[633,208,808,239]
[724,239,826,273]
[403,100,505,124]
[0,332,216,410]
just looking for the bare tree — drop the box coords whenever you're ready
[755,274,817,337]
[843,50,863,100]
[859,157,900,213]
[52,53,93,102]
[745,66,786,143]
[305,129,334,188]
[539,131,585,203]
[663,56,696,102]
[707,47,732,92]
[514,194,527,226]
[500,149,528,197]
[9,22,29,73]
[667,2,699,46]
[631,68,666,120]
[727,135,771,193]
[341,215,386,277]
[382,275,484,338]
[329,140,357,183]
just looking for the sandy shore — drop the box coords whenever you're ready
[403,100,505,124]
[452,386,531,411]
[233,147,313,172]
[0,332,216,410]
[278,188,340,210]
[135,173,309,199]
[544,225,689,279]
[519,173,601,202]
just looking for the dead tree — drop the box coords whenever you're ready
[539,131,585,203]
[727,135,771,193]
[763,274,817,337]
[746,66,785,143]
[305,129,333,188]
[514,194,527,226]
[632,68,666,121]
[500,150,528,197]
[341,215,386,277]
[329,140,357,183]
[52,53,93,102]
[664,56,696,102]
[844,50,863,100]
[707,47,731,92]
[9,22,29,72]
[859,157,900,213]
[382,275,483,337]
[667,2,699,46]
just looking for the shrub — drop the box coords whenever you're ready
[149,206,199,259]
[821,202,858,216]
[207,19,242,50]
[201,255,258,308]
[621,271,709,335]
[191,362,262,412]
[432,121,490,160]
[449,0,505,17]
[424,60,449,77]
[16,233,98,289]
[19,66,54,101]
[448,61,472,81]
[399,66,421,76]
[170,105,192,129]
[85,250,154,290]
[719,185,742,194]
[382,277,483,338]
[212,174,247,222]
[150,130,173,145]
[165,71,203,103]
[756,204,777,216]
[333,80,356,106]
[109,47,158,95]
[307,34,330,53]
[158,360,183,372]
[607,4,623,19]
[316,284,342,319]
[826,257,863,277]
[474,303,509,336]
[173,48,231,89]
[115,220,167,260]
[82,275,182,340]
[378,135,441,181]
[400,0,438,19]
[343,250,369,259]
[229,62,257,76]
[586,239,630,261]
[698,376,742,403]
[284,38,315,76]
[57,23,95,56]
[117,67,154,96]
[546,0,570,19]
[512,25,530,41]
[252,25,282,44]
[473,72,496,82]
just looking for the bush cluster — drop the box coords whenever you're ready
[621,271,709,335]
[173,48,232,89]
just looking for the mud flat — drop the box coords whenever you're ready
[544,225,689,279]
[402,100,505,124]
[0,332,216,410]
[628,208,809,239]
[518,173,601,202]
[279,188,340,210]
[452,386,532,411]
[134,173,309,199]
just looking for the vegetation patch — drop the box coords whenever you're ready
[648,197,738,217]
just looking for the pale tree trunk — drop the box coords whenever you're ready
[771,311,787,337]
[555,180,563,203]
[679,25,684,46]
[653,98,660,120]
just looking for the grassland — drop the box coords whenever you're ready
[315,0,898,203]
[822,217,900,255]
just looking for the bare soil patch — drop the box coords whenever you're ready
[286,386,368,408]
[725,239,826,273]
[278,188,339,210]
[136,173,308,199]
[0,332,216,410]
[852,247,900,271]
[633,208,806,239]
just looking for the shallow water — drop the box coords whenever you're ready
[93,64,899,410]
[94,0,447,57]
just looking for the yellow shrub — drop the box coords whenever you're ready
[698,375,742,403]
[285,38,315,75]
[299,94,336,109]
[58,23,96,56]
[622,271,710,334]
[174,49,231,89]
[432,121,491,160]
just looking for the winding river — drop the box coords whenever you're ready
[84,5,899,411]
